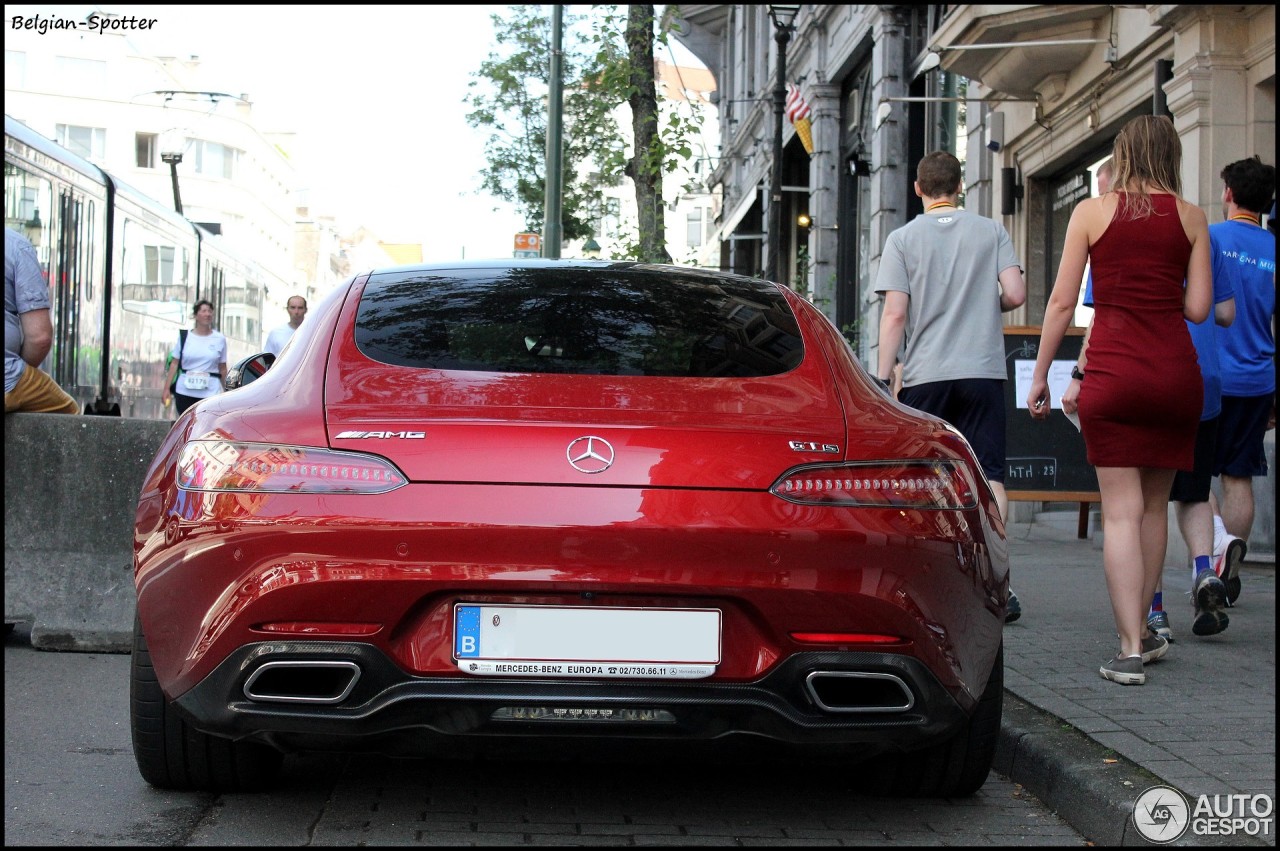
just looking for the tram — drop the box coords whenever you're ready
[5,114,270,419]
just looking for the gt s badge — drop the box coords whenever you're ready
[789,441,840,453]
[335,430,425,439]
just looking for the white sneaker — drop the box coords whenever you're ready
[1213,535,1247,607]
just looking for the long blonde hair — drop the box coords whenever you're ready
[1109,115,1182,219]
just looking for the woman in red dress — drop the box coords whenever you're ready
[1027,115,1212,685]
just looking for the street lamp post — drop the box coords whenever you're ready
[765,5,800,283]
[161,151,183,215]
[543,4,565,259]
[160,129,185,215]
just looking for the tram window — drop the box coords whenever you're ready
[4,172,52,256]
[146,246,176,289]
[121,220,190,319]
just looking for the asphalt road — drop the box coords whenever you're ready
[5,624,1087,846]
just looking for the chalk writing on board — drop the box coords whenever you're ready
[1006,457,1058,489]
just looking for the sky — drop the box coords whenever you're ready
[134,4,530,260]
[12,4,708,261]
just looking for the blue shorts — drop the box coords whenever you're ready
[1213,393,1273,478]
[899,379,1006,483]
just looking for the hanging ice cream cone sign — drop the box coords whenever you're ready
[786,83,814,156]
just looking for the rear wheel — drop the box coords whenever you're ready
[130,616,282,791]
[854,643,1004,797]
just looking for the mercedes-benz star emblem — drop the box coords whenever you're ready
[567,436,615,474]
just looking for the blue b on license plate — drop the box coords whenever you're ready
[453,604,720,679]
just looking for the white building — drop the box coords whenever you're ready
[5,18,297,301]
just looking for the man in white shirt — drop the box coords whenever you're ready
[263,295,307,356]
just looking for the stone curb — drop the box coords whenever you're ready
[997,692,1270,847]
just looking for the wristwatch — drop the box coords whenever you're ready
[1071,365,1085,381]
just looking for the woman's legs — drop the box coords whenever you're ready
[1138,467,1177,636]
[1096,466,1176,659]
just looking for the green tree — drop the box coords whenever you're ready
[465,4,701,262]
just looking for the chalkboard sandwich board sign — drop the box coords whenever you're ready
[1003,326,1100,505]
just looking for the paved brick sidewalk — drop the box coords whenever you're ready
[997,518,1275,845]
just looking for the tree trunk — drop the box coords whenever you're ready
[626,5,672,263]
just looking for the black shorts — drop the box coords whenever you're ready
[1213,393,1274,478]
[898,378,1006,483]
[1169,416,1218,503]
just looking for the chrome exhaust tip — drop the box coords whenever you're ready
[243,660,361,704]
[803,671,915,713]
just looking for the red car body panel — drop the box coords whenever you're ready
[133,262,1008,760]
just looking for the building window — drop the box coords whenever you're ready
[190,140,239,179]
[136,133,158,169]
[603,198,622,238]
[55,56,107,96]
[55,124,106,160]
[5,50,26,88]
[914,71,967,161]
[686,208,705,247]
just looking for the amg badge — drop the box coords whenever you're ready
[335,430,425,439]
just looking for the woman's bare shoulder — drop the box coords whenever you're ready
[1173,196,1208,242]
[1173,195,1207,222]
[1074,195,1115,235]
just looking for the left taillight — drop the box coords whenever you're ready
[770,460,977,509]
[176,441,406,494]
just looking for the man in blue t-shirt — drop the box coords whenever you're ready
[1208,156,1276,607]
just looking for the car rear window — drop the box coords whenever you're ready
[354,265,804,377]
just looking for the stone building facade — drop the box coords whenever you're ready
[671,4,1274,354]
[672,4,1274,551]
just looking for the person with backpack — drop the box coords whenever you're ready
[161,299,228,416]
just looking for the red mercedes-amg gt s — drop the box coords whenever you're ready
[131,260,1008,795]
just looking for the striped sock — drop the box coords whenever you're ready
[1149,592,1163,614]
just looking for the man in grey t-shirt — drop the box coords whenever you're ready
[873,151,1026,620]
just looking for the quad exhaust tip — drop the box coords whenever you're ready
[804,671,915,713]
[243,660,361,704]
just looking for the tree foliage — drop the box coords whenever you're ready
[465,5,703,261]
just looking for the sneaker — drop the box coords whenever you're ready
[1140,633,1169,663]
[1147,610,1175,643]
[1191,570,1230,636]
[1004,590,1022,624]
[1100,654,1145,685]
[1214,535,1247,607]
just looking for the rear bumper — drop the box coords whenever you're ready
[176,641,973,757]
[137,483,1008,702]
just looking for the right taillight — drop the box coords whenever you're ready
[770,460,977,509]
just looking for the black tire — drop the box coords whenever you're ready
[130,616,282,792]
[855,643,1004,798]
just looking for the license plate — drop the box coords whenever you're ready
[453,604,720,679]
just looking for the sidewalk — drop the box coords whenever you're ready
[996,518,1276,845]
